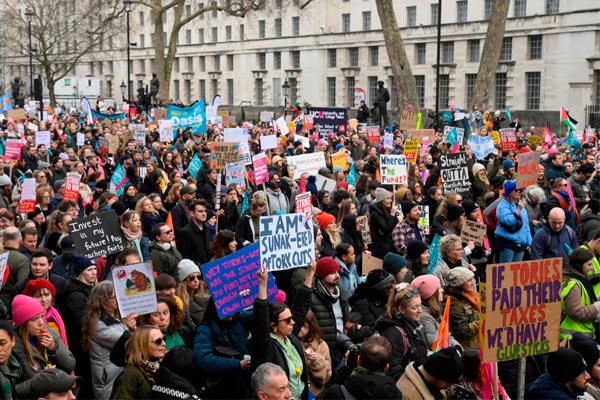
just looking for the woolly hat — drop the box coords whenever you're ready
[382,252,407,275]
[395,187,410,202]
[571,332,600,373]
[178,259,201,282]
[306,176,318,194]
[503,180,517,197]
[472,163,486,176]
[406,240,429,261]
[365,269,394,293]
[519,146,531,153]
[422,347,464,384]
[73,256,95,277]
[23,278,57,298]
[0,175,11,187]
[206,209,216,221]
[547,347,588,384]
[271,156,283,164]
[489,175,506,188]
[375,187,391,203]
[411,275,441,301]
[461,200,478,217]
[315,212,336,231]
[502,159,514,170]
[444,267,474,288]
[446,203,465,222]
[400,200,418,217]
[180,185,196,196]
[336,181,349,191]
[333,165,343,174]
[27,206,43,219]
[11,294,45,327]
[335,143,345,152]
[316,257,340,280]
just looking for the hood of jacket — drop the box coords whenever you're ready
[343,370,403,399]
[581,212,600,224]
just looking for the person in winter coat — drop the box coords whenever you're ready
[149,223,183,281]
[315,212,341,258]
[297,310,331,396]
[23,278,68,347]
[374,283,429,381]
[235,197,267,247]
[349,269,394,327]
[145,345,201,399]
[176,260,210,325]
[136,196,164,238]
[524,185,547,236]
[571,332,600,400]
[494,181,532,262]
[333,243,360,297]
[403,240,429,283]
[265,174,290,215]
[530,207,579,266]
[546,177,578,230]
[340,214,368,274]
[579,199,600,243]
[527,347,589,400]
[444,267,480,349]
[0,320,25,399]
[432,234,473,287]
[411,275,444,350]
[368,188,398,259]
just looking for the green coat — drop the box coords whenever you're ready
[110,364,151,400]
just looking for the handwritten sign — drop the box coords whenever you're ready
[366,126,380,145]
[483,258,562,363]
[226,162,246,188]
[439,152,469,194]
[210,142,239,173]
[468,135,495,160]
[357,216,372,245]
[260,111,275,122]
[400,110,418,131]
[362,253,383,276]
[260,214,315,271]
[287,152,326,179]
[295,192,313,221]
[6,109,25,120]
[491,130,500,145]
[500,128,518,152]
[331,150,348,172]
[112,262,157,316]
[404,138,419,163]
[18,178,37,214]
[129,124,146,146]
[63,173,81,202]
[76,132,85,146]
[516,151,540,189]
[201,243,278,319]
[107,135,120,155]
[407,129,435,140]
[527,135,542,147]
[379,155,407,185]
[461,220,486,247]
[224,128,251,165]
[35,131,51,148]
[383,133,394,149]
[252,152,269,186]
[68,210,127,259]
[159,119,174,142]
[260,134,278,150]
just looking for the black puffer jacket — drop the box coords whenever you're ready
[317,369,403,399]
[368,202,398,258]
[311,280,349,350]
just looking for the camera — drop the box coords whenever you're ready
[336,334,361,369]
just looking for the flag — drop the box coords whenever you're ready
[0,92,13,113]
[165,211,174,236]
[347,163,358,186]
[299,176,306,194]
[542,127,553,150]
[560,107,577,131]
[566,130,582,151]
[431,297,451,352]
[505,106,512,122]
[241,191,249,215]
[81,98,93,124]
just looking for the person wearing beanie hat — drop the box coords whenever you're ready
[403,240,430,282]
[23,278,69,348]
[374,187,391,204]
[472,162,491,209]
[411,275,440,301]
[350,269,394,326]
[446,203,465,223]
[177,259,201,283]
[528,347,589,399]
[315,256,340,281]
[177,259,210,324]
[392,201,425,256]
[461,200,478,219]
[443,266,480,349]
[271,155,283,165]
[495,177,531,262]
[395,187,411,202]
[382,252,408,283]
[472,163,486,176]
[370,188,399,259]
[306,175,318,194]
[502,159,514,171]
[571,332,600,399]
[72,256,97,280]
[314,212,338,257]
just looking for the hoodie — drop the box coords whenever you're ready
[527,372,583,400]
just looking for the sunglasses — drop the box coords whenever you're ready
[187,274,201,282]
[151,336,166,345]
[278,316,294,325]
[161,230,172,235]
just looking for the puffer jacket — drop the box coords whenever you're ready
[149,242,183,281]
[494,198,532,246]
[446,294,480,349]
[311,280,349,350]
[369,202,398,258]
[89,316,127,400]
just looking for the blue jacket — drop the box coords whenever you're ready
[335,257,361,298]
[527,372,583,400]
[494,198,532,246]
[530,225,578,265]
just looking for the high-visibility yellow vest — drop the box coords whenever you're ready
[560,279,596,340]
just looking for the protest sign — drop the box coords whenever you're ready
[260,134,278,150]
[0,253,8,292]
[527,135,542,147]
[18,178,37,214]
[295,192,313,221]
[366,126,380,145]
[574,130,584,143]
[253,152,269,185]
[443,126,465,145]
[306,107,347,135]
[210,142,239,173]
[407,129,435,139]
[35,131,51,147]
[63,173,81,202]
[427,234,441,274]
[27,122,38,132]
[97,138,109,156]
[586,128,595,143]
[159,119,174,142]
[260,214,315,271]
[400,110,419,131]
[76,132,85,146]
[516,151,540,189]
[315,175,337,192]
[287,152,326,179]
[349,119,358,130]
[129,124,146,146]
[383,133,394,149]
[356,216,372,245]
[201,243,278,319]
[260,111,274,122]
[224,128,251,165]
[226,162,246,188]
[287,122,296,135]
[421,136,430,156]
[112,262,157,316]
[491,130,500,145]
[461,220,486,247]
[418,205,429,236]
[362,253,383,276]
[68,210,127,259]
[331,151,348,171]
[439,152,469,194]
[107,135,120,154]
[5,139,22,160]
[468,135,495,159]
[296,135,309,148]
[167,100,206,135]
[483,258,562,363]
[500,128,518,152]
[379,155,407,185]
[303,115,314,130]
[6,109,25,120]
[276,117,289,135]
[404,138,419,163]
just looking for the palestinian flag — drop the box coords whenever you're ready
[560,107,577,131]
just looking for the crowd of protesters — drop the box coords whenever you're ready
[0,98,598,399]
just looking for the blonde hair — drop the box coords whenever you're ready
[125,325,161,366]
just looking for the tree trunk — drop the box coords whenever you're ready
[375,0,419,112]
[153,0,169,102]
[43,65,57,106]
[471,0,510,110]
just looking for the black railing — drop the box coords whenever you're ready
[585,104,600,129]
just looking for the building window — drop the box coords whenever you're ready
[414,75,425,108]
[363,11,371,31]
[346,77,356,107]
[514,0,526,17]
[415,43,426,65]
[526,72,541,110]
[546,0,559,14]
[185,4,191,17]
[349,48,359,67]
[107,80,112,98]
[457,1,468,23]
[438,75,450,109]
[275,18,282,37]
[227,79,234,105]
[185,30,191,44]
[369,46,378,67]
[199,29,204,44]
[342,14,351,33]
[239,24,244,40]
[529,35,542,59]
[595,70,600,105]
[173,80,180,100]
[431,3,438,25]
[291,51,300,69]
[328,49,337,68]
[468,39,480,63]
[327,77,336,107]
[259,20,266,38]
[140,34,145,48]
[292,17,300,36]
[211,1,217,17]
[187,57,193,72]
[199,56,206,72]
[139,11,144,25]
[442,42,454,64]
[500,37,512,61]
[368,76,378,104]
[227,55,234,71]
[211,78,218,99]
[465,74,476,106]
[495,73,507,109]
[199,79,206,100]
[484,0,493,19]
[212,27,218,42]
[98,61,103,75]
[184,79,191,104]
[258,53,266,70]
[406,6,416,27]
[174,58,180,73]
[226,26,232,41]
[199,3,204,19]
[213,55,220,71]
[273,52,281,69]
[289,78,298,103]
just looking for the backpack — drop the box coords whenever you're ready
[545,225,574,249]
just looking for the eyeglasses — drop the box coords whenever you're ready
[161,230,172,235]
[151,336,166,345]
[278,316,294,325]
[187,274,201,282]
[456,199,463,203]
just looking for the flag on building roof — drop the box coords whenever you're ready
[560,107,577,131]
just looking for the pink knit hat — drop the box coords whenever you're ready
[411,275,441,300]
[12,294,45,327]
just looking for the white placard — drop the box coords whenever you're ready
[35,131,51,147]
[112,263,158,316]
[286,152,327,179]
[76,132,85,146]
[260,134,278,150]
[260,214,315,271]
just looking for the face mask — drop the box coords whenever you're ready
[161,242,171,251]
[270,181,280,189]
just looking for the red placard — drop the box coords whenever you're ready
[303,115,314,130]
[63,173,81,202]
[367,126,381,145]
[499,128,518,152]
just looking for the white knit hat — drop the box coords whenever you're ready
[178,259,201,282]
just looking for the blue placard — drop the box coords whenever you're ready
[201,243,278,319]
[167,100,206,135]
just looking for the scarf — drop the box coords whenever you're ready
[282,176,298,190]
[45,306,68,348]
[138,359,159,384]
[459,290,481,311]
[121,226,142,242]
[271,333,304,399]
[0,355,21,400]
[551,189,580,227]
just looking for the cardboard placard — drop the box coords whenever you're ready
[260,214,315,271]
[287,152,327,179]
[407,129,435,139]
[379,155,407,185]
[63,173,81,202]
[18,178,37,214]
[356,216,372,245]
[362,253,383,276]
[210,142,239,173]
[106,135,120,155]
[366,126,381,145]
[331,150,348,172]
[483,258,562,363]
[460,220,486,247]
[68,210,127,259]
[439,152,469,194]
[6,109,25,120]
[295,192,313,221]
[516,151,540,189]
[112,262,157,316]
[404,138,419,163]
[500,128,518,152]
[399,110,419,131]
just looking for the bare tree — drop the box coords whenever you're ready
[0,0,124,106]
[375,0,419,112]
[471,0,510,110]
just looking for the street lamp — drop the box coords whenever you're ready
[124,0,133,118]
[434,0,442,130]
[282,79,290,108]
[24,8,34,99]
[120,81,126,101]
